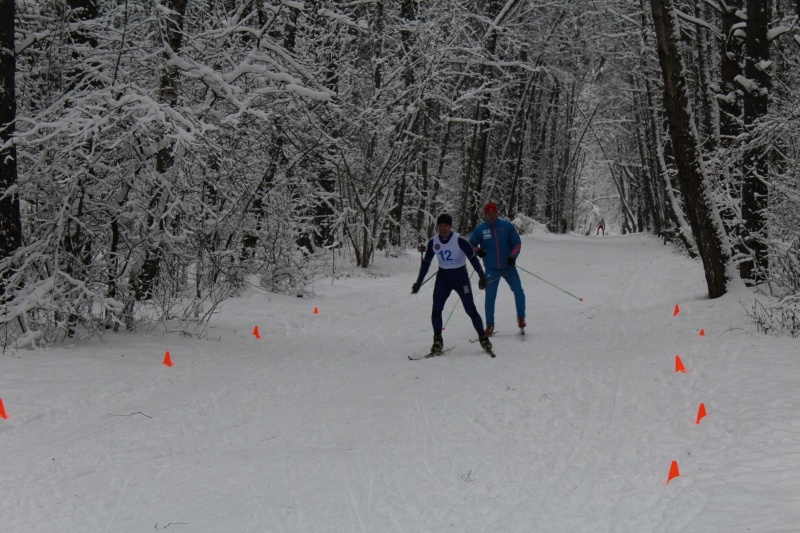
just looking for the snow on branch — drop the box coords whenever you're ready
[674,9,722,38]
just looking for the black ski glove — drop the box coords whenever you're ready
[476,248,487,258]
[478,277,487,290]
[411,283,420,294]
[506,256,516,266]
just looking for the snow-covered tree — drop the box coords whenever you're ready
[650,0,736,298]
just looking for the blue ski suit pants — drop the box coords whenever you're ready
[431,266,485,337]
[484,267,526,327]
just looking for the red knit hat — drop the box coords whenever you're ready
[483,202,498,214]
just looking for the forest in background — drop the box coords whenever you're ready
[1,0,799,347]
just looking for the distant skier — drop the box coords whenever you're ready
[468,203,526,335]
[412,213,493,355]
[596,218,606,236]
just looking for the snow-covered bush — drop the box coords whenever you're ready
[747,297,800,338]
[511,214,548,236]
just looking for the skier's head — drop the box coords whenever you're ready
[436,213,453,237]
[436,213,453,227]
[483,202,499,222]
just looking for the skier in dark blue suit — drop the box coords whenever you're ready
[412,213,493,355]
[468,202,526,335]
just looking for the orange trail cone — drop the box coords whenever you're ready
[695,402,707,424]
[163,351,173,367]
[699,328,705,336]
[667,460,680,483]
[313,307,319,315]
[253,326,261,339]
[673,304,680,316]
[675,355,687,373]
[0,398,7,419]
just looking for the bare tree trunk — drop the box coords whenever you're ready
[500,48,534,217]
[386,0,417,248]
[635,14,696,257]
[555,83,576,232]
[694,0,716,151]
[543,84,561,230]
[739,0,771,283]
[243,4,299,258]
[718,1,745,255]
[506,74,536,218]
[429,113,454,237]
[459,91,493,231]
[0,0,22,299]
[60,0,101,335]
[637,0,673,238]
[650,0,734,298]
[526,84,550,218]
[615,164,637,234]
[633,79,663,234]
[135,0,189,301]
[414,114,430,243]
[719,1,744,148]
[458,0,521,231]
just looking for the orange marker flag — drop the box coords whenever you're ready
[0,398,7,419]
[673,304,680,316]
[163,351,173,367]
[252,326,261,339]
[667,460,680,483]
[699,328,705,336]
[695,402,707,424]
[313,307,319,315]
[675,355,687,373]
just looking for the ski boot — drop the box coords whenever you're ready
[517,317,526,334]
[430,334,444,354]
[478,335,493,354]
[484,325,495,337]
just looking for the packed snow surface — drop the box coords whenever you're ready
[1,231,799,532]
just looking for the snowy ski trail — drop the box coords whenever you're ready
[1,232,799,532]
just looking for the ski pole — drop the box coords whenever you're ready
[411,271,437,295]
[420,270,437,288]
[486,276,502,287]
[516,265,583,302]
[441,300,459,331]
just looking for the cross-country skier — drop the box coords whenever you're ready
[468,202,526,335]
[412,213,493,355]
[596,218,605,236]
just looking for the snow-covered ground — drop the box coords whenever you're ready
[1,230,799,533]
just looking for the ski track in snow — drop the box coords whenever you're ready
[2,233,800,532]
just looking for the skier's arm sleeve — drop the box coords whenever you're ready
[459,237,486,278]
[509,226,522,258]
[458,235,477,259]
[469,255,486,278]
[468,228,480,248]
[415,241,435,285]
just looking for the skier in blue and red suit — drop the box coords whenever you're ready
[468,202,526,335]
[412,213,493,355]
